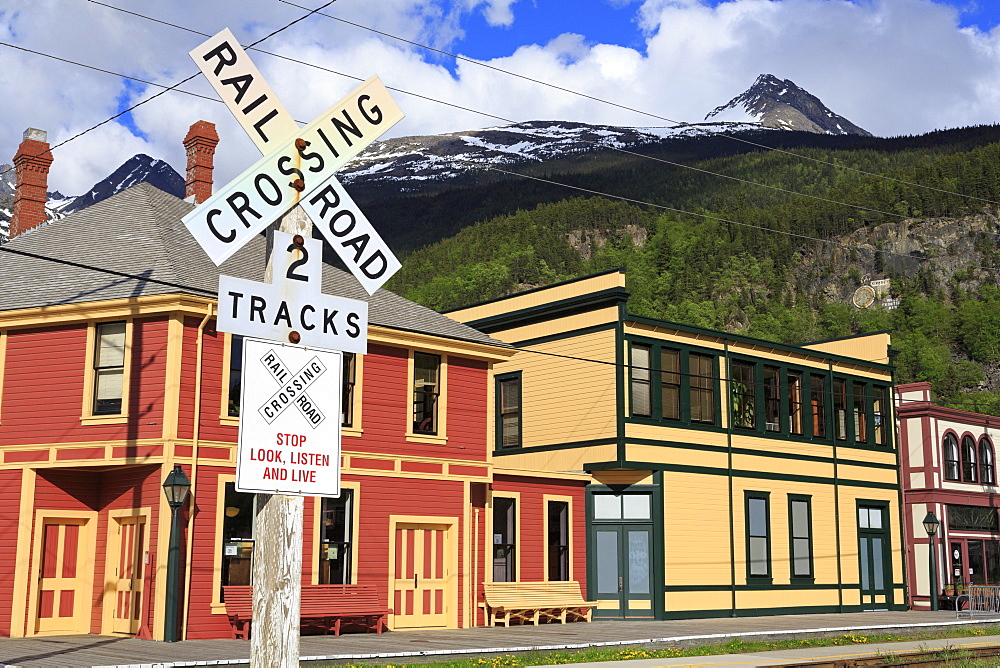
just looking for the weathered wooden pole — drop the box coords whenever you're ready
[251,205,311,667]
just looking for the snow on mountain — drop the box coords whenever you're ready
[705,74,871,137]
[59,154,184,216]
[337,119,766,189]
[0,154,184,241]
[0,74,864,240]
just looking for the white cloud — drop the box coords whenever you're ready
[2,0,1000,194]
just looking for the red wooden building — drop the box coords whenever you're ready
[0,126,588,640]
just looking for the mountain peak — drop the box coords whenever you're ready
[58,153,184,216]
[705,74,871,137]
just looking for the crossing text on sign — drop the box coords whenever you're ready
[188,27,404,294]
[182,76,403,267]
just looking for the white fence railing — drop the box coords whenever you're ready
[957,585,1000,617]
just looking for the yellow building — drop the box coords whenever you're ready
[448,269,903,619]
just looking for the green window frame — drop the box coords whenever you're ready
[496,371,522,449]
[833,378,848,441]
[731,360,757,430]
[745,491,771,581]
[789,495,814,581]
[627,340,719,427]
[763,366,781,432]
[833,377,892,449]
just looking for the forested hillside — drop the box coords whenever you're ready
[386,124,1000,414]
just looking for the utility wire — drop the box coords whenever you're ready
[80,0,917,224]
[483,166,1000,272]
[0,0,342,179]
[276,0,1000,208]
[3,243,997,410]
[3,28,973,272]
[4,38,1000,278]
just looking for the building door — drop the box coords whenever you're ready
[109,516,146,634]
[34,518,91,634]
[593,524,653,618]
[858,505,891,610]
[590,492,655,619]
[391,521,455,630]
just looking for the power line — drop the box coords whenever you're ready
[4,33,997,280]
[4,238,1000,411]
[0,0,342,179]
[0,41,314,124]
[482,166,1000,273]
[80,0,917,224]
[275,0,1000,208]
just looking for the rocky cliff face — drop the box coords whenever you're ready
[706,74,872,136]
[791,210,1000,302]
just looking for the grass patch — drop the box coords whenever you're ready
[315,625,1000,667]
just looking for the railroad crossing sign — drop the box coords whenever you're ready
[185,28,402,295]
[218,231,368,354]
[235,337,342,496]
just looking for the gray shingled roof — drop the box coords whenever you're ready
[0,183,503,347]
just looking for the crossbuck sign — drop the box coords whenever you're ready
[236,337,342,496]
[185,28,403,295]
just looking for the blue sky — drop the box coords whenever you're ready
[448,0,1000,61]
[7,0,1000,193]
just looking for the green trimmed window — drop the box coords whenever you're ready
[764,366,781,432]
[833,378,848,441]
[628,341,718,426]
[789,496,813,579]
[788,371,803,435]
[745,492,771,580]
[496,372,522,449]
[228,334,243,417]
[731,360,756,430]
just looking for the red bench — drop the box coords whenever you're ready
[222,585,390,639]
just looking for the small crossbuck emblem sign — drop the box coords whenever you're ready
[258,349,327,427]
[236,338,342,496]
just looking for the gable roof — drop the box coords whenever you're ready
[0,183,502,347]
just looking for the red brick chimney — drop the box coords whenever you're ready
[183,120,219,204]
[10,128,54,239]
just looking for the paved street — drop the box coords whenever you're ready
[0,610,998,667]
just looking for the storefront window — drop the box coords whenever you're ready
[221,482,255,590]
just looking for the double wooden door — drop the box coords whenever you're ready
[391,521,456,629]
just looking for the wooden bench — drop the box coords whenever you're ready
[222,585,390,639]
[481,581,596,626]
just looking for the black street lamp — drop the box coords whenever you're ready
[163,464,191,642]
[923,511,940,612]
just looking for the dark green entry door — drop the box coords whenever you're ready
[593,524,653,618]
[858,505,891,610]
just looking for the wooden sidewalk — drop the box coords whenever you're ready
[0,611,996,668]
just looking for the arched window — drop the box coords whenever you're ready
[963,435,978,482]
[944,434,959,481]
[980,437,996,485]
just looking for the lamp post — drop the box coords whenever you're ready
[162,464,191,642]
[923,511,940,612]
